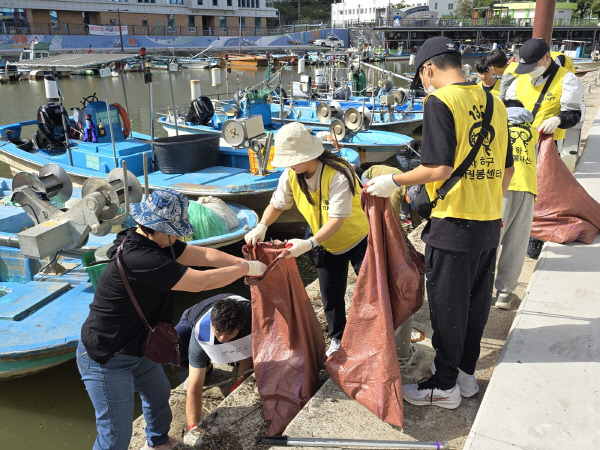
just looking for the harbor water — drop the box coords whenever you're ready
[0,59,461,448]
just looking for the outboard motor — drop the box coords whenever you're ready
[185,96,215,126]
[333,85,351,101]
[34,103,70,152]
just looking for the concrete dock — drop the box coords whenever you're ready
[129,70,600,450]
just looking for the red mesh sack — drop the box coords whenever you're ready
[243,242,326,435]
[531,135,600,244]
[326,193,425,429]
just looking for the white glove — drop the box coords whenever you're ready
[365,174,399,198]
[244,223,267,246]
[246,260,267,277]
[285,237,318,259]
[537,116,561,135]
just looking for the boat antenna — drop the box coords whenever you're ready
[118,59,130,118]
[167,58,179,136]
[140,47,155,165]
[99,64,119,169]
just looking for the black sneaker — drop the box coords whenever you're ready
[527,237,544,259]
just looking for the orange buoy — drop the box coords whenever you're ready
[111,102,130,138]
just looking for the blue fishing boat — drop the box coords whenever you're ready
[0,198,96,379]
[159,98,412,163]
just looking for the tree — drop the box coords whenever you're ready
[453,0,495,18]
[276,0,335,23]
[575,0,600,19]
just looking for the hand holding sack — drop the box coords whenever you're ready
[284,237,318,258]
[244,223,267,246]
[537,116,561,135]
[246,260,267,277]
[365,174,399,198]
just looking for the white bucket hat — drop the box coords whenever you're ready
[271,122,325,168]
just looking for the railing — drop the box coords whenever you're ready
[374,16,600,28]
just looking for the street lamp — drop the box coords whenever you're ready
[108,8,128,53]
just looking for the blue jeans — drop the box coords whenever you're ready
[76,341,172,450]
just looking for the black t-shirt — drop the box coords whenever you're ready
[420,85,514,252]
[186,294,252,369]
[81,228,188,364]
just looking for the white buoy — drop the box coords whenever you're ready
[43,75,60,102]
[211,68,222,87]
[511,44,516,53]
[492,43,498,50]
[409,54,416,66]
[315,69,324,86]
[560,44,566,52]
[190,79,201,100]
[298,58,306,74]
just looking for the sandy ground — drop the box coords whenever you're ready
[129,69,600,450]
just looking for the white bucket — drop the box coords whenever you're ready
[211,68,221,87]
[190,79,201,100]
[298,58,306,74]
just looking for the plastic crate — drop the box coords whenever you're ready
[82,250,108,290]
[248,146,275,175]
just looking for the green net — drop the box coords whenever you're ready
[247,88,271,105]
[184,201,229,241]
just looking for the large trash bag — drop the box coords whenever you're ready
[531,134,600,244]
[243,241,326,435]
[326,193,425,429]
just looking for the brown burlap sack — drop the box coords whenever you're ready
[326,193,424,429]
[243,242,326,435]
[531,134,600,244]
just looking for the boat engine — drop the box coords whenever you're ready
[10,164,143,259]
[185,96,215,126]
[33,103,70,152]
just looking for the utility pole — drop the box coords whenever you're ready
[298,0,300,22]
[532,0,555,46]
[109,8,128,53]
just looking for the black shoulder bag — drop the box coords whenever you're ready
[310,164,327,268]
[91,238,180,364]
[530,63,559,121]
[413,90,495,219]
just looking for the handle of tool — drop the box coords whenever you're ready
[255,436,288,446]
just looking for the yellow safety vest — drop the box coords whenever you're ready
[505,61,519,77]
[425,84,508,221]
[289,165,369,253]
[477,78,501,96]
[516,65,568,140]
[551,51,576,74]
[508,121,539,196]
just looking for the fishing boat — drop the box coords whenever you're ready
[227,55,269,68]
[159,91,414,163]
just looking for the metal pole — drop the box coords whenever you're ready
[54,72,73,166]
[532,0,555,46]
[255,436,450,449]
[360,60,412,82]
[150,82,155,154]
[143,151,149,200]
[119,62,130,118]
[167,60,179,136]
[101,74,119,169]
[238,15,242,55]
[117,9,124,53]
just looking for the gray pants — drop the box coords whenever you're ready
[495,190,535,295]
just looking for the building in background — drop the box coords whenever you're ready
[0,0,277,36]
[491,2,577,22]
[331,0,436,27]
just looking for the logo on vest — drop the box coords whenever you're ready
[509,123,534,165]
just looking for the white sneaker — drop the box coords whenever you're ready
[495,292,514,310]
[326,338,341,357]
[140,437,180,450]
[431,362,479,398]
[402,376,461,409]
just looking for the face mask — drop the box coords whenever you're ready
[528,65,546,79]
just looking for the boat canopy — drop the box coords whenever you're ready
[15,53,134,70]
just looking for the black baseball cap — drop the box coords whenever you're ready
[515,38,550,74]
[410,36,461,89]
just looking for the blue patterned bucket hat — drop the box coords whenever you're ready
[130,188,195,237]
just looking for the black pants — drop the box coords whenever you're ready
[425,245,497,389]
[310,237,368,340]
